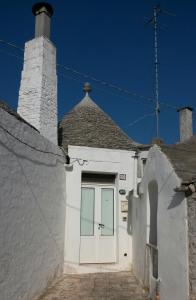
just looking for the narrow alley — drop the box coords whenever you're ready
[38,271,147,300]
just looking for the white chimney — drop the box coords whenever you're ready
[177,107,193,142]
[17,2,57,144]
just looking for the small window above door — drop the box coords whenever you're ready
[82,173,116,184]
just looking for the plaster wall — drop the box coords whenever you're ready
[132,145,189,300]
[0,108,66,300]
[64,145,134,273]
[187,193,196,300]
[17,36,57,144]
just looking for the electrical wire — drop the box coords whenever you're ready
[128,112,156,127]
[57,63,156,105]
[0,122,65,159]
[0,38,190,114]
[58,71,152,107]
[2,125,64,257]
[0,45,157,110]
[1,44,194,136]
[0,39,24,51]
[0,48,23,61]
[70,157,121,164]
[0,119,134,166]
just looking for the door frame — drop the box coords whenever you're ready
[79,182,117,264]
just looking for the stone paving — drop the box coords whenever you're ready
[38,271,148,300]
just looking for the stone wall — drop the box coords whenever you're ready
[188,192,196,300]
[0,107,66,300]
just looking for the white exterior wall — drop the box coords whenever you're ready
[17,36,57,144]
[0,108,66,300]
[64,145,135,273]
[132,145,189,300]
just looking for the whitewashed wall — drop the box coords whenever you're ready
[0,108,66,300]
[132,145,189,300]
[64,145,135,273]
[17,37,57,145]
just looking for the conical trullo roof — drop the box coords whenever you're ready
[59,85,137,151]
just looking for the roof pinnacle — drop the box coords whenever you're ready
[83,82,92,95]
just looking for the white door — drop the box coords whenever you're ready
[80,184,116,263]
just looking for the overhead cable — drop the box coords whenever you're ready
[128,112,156,127]
[0,38,194,115]
[0,123,65,159]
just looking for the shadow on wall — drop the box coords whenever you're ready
[148,180,158,247]
[0,126,66,300]
[148,181,159,280]
[167,192,184,209]
[58,125,63,146]
[0,138,63,168]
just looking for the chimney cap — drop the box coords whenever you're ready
[177,106,193,112]
[32,2,54,17]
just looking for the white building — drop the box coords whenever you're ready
[59,83,138,273]
[132,133,196,300]
[1,2,196,300]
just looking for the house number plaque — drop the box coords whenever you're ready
[119,174,126,180]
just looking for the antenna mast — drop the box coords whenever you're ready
[147,4,174,138]
[153,5,160,138]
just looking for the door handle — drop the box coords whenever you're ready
[98,223,105,229]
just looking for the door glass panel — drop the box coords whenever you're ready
[101,189,114,236]
[81,188,95,236]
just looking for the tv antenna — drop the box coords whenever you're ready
[146,4,175,138]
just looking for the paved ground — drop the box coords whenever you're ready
[38,271,148,300]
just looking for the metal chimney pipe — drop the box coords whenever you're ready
[32,2,53,39]
[177,107,193,142]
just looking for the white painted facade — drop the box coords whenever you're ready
[0,108,66,300]
[17,36,57,144]
[1,105,191,299]
[132,145,189,300]
[64,145,135,273]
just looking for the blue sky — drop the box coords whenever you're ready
[0,0,196,144]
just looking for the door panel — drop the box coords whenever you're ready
[80,188,95,236]
[79,236,97,263]
[98,237,116,263]
[101,188,114,236]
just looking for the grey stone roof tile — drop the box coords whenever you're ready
[59,95,137,151]
[161,137,196,182]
